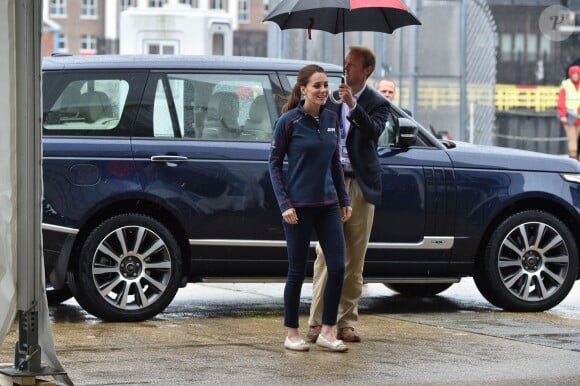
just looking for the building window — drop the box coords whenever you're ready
[526,34,537,62]
[50,0,66,17]
[239,0,249,23]
[146,41,177,55]
[149,0,166,7]
[513,33,525,63]
[81,0,98,18]
[212,33,225,55]
[57,33,68,53]
[179,0,197,6]
[120,0,136,11]
[539,36,551,62]
[500,33,512,62]
[80,34,98,53]
[210,0,225,10]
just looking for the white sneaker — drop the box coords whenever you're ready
[284,336,310,351]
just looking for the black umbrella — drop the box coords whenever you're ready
[263,0,421,72]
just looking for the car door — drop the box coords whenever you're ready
[365,112,456,277]
[130,70,289,277]
[42,69,147,229]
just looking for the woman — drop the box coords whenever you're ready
[269,65,352,352]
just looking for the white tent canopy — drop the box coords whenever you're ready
[0,0,18,342]
[0,1,70,384]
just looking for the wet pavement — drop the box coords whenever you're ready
[1,278,580,385]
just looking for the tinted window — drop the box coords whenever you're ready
[43,71,146,137]
[44,79,128,132]
[144,73,276,141]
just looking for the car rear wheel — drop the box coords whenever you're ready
[383,283,453,297]
[474,210,578,312]
[69,213,182,321]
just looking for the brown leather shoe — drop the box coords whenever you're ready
[337,327,361,342]
[307,325,321,343]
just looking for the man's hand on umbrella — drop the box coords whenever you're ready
[339,83,356,109]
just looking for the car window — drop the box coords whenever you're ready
[44,78,129,135]
[151,73,275,141]
[378,111,396,146]
[152,79,175,138]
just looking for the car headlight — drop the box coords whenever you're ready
[561,173,580,183]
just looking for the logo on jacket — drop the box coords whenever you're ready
[327,127,336,133]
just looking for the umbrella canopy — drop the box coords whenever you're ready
[263,0,421,35]
[264,0,421,103]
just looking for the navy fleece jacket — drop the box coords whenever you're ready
[269,103,351,213]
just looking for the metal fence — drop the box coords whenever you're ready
[465,0,497,146]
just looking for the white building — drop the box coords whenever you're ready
[118,3,233,55]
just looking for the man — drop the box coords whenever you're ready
[376,78,412,116]
[557,65,580,160]
[376,78,397,101]
[308,46,390,343]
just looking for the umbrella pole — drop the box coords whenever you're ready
[343,32,345,81]
[342,10,346,82]
[329,11,346,105]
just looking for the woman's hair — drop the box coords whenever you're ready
[282,64,326,113]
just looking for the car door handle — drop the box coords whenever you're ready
[150,155,189,163]
[150,155,188,167]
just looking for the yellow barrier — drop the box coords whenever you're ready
[391,81,559,112]
[494,84,559,112]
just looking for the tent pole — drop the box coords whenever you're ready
[1,0,68,383]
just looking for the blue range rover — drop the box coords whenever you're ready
[42,55,580,321]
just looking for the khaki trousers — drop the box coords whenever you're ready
[308,177,375,329]
[564,123,580,159]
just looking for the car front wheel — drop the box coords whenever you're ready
[474,210,578,312]
[69,213,183,321]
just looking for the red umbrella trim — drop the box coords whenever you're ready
[350,0,407,10]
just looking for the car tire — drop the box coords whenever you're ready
[474,210,578,312]
[383,283,453,297]
[69,213,183,322]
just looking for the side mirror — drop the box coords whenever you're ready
[394,117,417,147]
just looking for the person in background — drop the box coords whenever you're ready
[376,78,412,116]
[558,65,580,160]
[376,78,397,101]
[269,64,352,353]
[308,46,390,344]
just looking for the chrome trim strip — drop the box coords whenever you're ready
[42,223,79,235]
[189,239,301,248]
[367,237,454,250]
[189,236,454,250]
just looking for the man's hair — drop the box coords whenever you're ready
[377,78,396,89]
[348,45,375,79]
